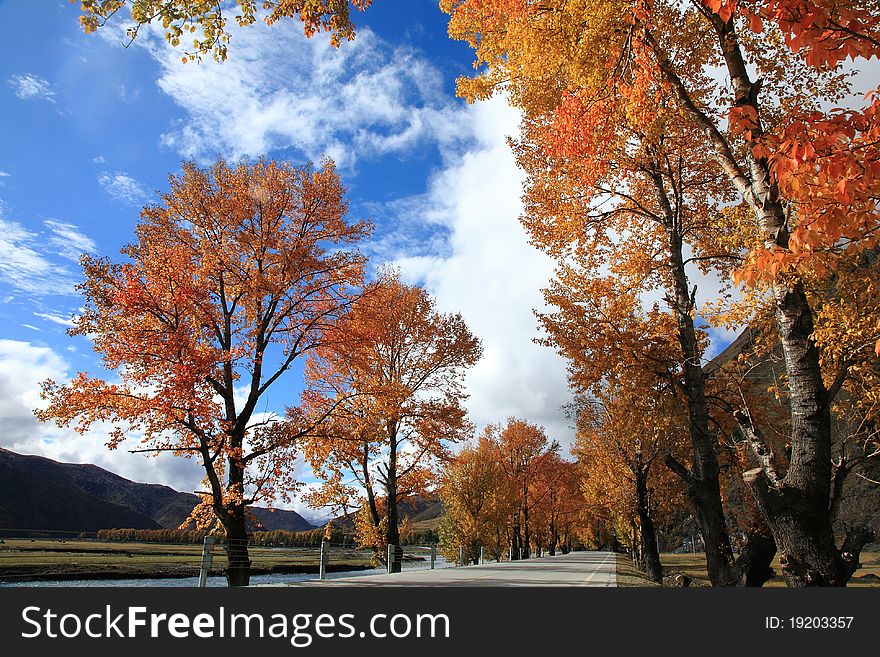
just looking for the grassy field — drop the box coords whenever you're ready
[616,551,880,587]
[0,538,375,582]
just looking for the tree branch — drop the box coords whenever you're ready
[734,409,784,488]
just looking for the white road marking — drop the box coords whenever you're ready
[581,552,614,587]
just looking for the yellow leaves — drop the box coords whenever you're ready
[75,0,372,61]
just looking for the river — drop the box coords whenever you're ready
[1,557,453,587]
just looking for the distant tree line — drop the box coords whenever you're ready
[95,526,352,547]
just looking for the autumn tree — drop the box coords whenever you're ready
[74,0,373,60]
[528,451,582,556]
[443,0,778,585]
[443,0,878,586]
[439,423,582,562]
[574,373,691,583]
[36,157,370,586]
[438,433,517,563]
[299,269,482,568]
[483,418,558,559]
[524,114,759,584]
[644,1,880,586]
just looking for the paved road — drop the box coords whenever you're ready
[298,551,616,587]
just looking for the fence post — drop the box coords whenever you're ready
[430,544,436,570]
[319,540,328,580]
[479,547,485,565]
[198,536,217,588]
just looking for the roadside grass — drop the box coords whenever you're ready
[615,551,880,587]
[614,553,660,587]
[0,538,374,582]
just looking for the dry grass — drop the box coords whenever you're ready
[0,538,372,582]
[614,553,660,587]
[614,550,880,587]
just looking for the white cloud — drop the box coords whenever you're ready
[0,340,68,428]
[7,73,56,103]
[0,218,80,296]
[44,219,98,262]
[34,311,76,327]
[1,339,204,494]
[123,19,461,167]
[97,170,150,205]
[391,96,576,451]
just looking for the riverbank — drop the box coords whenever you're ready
[0,538,376,584]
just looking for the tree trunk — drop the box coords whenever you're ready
[223,506,251,587]
[662,217,738,587]
[734,526,777,587]
[630,517,639,566]
[222,449,251,587]
[744,468,851,586]
[635,464,663,584]
[384,423,401,572]
[361,444,383,563]
[522,480,531,558]
[511,515,520,560]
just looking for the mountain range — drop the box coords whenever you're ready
[0,448,316,534]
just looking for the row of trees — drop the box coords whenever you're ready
[442,0,880,586]
[439,418,583,564]
[50,0,880,587]
[94,526,346,547]
[37,158,481,585]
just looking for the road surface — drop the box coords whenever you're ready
[298,551,617,587]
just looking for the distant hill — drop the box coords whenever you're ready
[0,448,316,534]
[328,493,443,531]
[410,498,443,523]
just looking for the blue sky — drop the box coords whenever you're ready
[0,0,579,520]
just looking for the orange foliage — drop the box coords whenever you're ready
[37,158,370,537]
[298,269,482,551]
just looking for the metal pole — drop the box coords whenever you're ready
[319,540,328,580]
[430,544,436,570]
[198,536,217,588]
[479,546,485,565]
